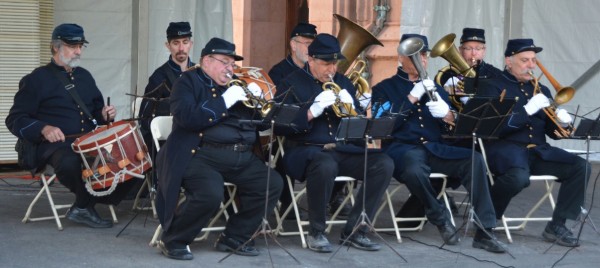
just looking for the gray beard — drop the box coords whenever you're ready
[59,53,80,68]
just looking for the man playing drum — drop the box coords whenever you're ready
[6,23,132,228]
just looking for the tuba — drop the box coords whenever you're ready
[431,33,477,110]
[398,37,437,101]
[226,73,274,117]
[334,14,383,99]
[529,67,573,138]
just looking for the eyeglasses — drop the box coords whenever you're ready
[209,55,237,69]
[292,39,312,46]
[63,42,86,50]
[460,46,485,52]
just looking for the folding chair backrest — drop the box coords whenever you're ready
[150,116,173,151]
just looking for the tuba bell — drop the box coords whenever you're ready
[430,33,476,110]
[334,14,383,100]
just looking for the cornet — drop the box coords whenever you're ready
[225,73,274,117]
[321,74,358,117]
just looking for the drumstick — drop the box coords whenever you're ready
[107,97,112,127]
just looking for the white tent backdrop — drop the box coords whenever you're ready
[54,0,232,121]
[401,0,600,153]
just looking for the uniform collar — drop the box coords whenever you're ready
[167,56,194,72]
[285,54,302,69]
[395,67,418,83]
[50,58,76,73]
[501,69,521,84]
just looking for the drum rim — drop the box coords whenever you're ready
[72,121,136,153]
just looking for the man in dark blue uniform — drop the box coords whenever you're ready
[138,21,195,150]
[268,22,317,86]
[437,28,502,109]
[371,34,505,253]
[275,33,393,253]
[155,37,283,260]
[6,23,123,228]
[476,38,590,247]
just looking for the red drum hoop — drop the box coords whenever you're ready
[72,121,151,195]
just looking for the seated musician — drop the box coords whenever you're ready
[6,23,129,228]
[275,33,393,253]
[371,34,505,253]
[154,37,283,260]
[475,38,590,247]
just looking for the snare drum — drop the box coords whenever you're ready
[234,67,277,101]
[72,120,152,196]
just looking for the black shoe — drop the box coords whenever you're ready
[215,234,260,256]
[329,194,352,217]
[435,219,459,245]
[340,231,381,251]
[158,241,193,260]
[307,231,333,253]
[66,205,113,228]
[542,222,580,247]
[472,229,506,253]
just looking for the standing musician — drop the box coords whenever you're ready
[476,38,590,247]
[6,23,125,228]
[154,37,283,260]
[138,21,195,151]
[275,33,393,253]
[438,27,502,108]
[371,34,505,253]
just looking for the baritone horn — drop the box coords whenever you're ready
[398,37,437,101]
[226,73,273,117]
[431,33,477,110]
[334,14,383,99]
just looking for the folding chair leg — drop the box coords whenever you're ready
[132,176,157,218]
[149,224,162,247]
[22,174,70,231]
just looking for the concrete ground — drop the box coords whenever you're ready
[1,162,600,268]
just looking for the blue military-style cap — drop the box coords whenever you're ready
[308,33,346,62]
[400,33,430,51]
[504,38,543,57]
[166,21,192,39]
[290,22,317,39]
[201,37,244,61]
[460,28,485,44]
[52,23,88,44]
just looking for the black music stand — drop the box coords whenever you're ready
[450,96,517,253]
[219,103,301,265]
[329,116,406,262]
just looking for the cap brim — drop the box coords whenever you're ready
[517,47,543,54]
[213,52,244,61]
[62,38,88,44]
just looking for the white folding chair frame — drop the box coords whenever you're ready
[22,168,117,230]
[478,138,558,243]
[373,173,454,243]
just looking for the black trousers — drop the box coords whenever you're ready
[47,146,135,208]
[490,150,590,221]
[394,146,497,229]
[302,150,393,234]
[161,147,283,248]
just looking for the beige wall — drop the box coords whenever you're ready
[232,0,402,86]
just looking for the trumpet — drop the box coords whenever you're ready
[226,73,274,117]
[398,37,437,101]
[322,74,358,117]
[528,70,572,138]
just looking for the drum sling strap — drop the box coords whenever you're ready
[48,64,98,126]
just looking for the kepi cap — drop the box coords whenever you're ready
[201,37,244,61]
[308,33,346,62]
[166,22,192,39]
[504,38,543,57]
[52,23,88,44]
[290,22,317,39]
[460,28,485,44]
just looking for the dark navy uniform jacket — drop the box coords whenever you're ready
[138,57,195,141]
[268,55,302,87]
[155,68,261,231]
[476,70,578,174]
[6,60,108,164]
[274,65,363,181]
[371,68,471,176]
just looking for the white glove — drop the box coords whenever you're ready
[426,92,450,118]
[524,93,550,115]
[460,96,470,104]
[246,82,262,97]
[358,92,371,109]
[338,89,354,105]
[443,76,460,89]
[309,90,337,118]
[556,108,572,126]
[410,79,435,100]
[222,85,248,109]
